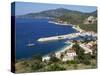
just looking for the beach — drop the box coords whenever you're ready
[48,21,85,32]
[42,42,73,61]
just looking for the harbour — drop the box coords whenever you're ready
[37,31,97,42]
[16,18,77,59]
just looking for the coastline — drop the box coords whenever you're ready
[55,42,73,58]
[42,21,97,61]
[72,25,84,32]
[42,41,73,61]
[38,21,85,42]
[48,20,84,32]
[48,21,73,26]
[37,33,80,42]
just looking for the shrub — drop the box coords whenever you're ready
[50,55,60,63]
[82,54,91,65]
[73,43,85,62]
[31,60,43,71]
[66,60,77,64]
[47,63,66,71]
[32,54,42,61]
[73,64,78,69]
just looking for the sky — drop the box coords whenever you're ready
[14,2,97,16]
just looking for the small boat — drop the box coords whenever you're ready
[26,43,35,47]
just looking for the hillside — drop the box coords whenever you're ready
[18,8,84,18]
[17,8,97,32]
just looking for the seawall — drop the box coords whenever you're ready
[37,32,97,42]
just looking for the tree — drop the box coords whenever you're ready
[49,52,60,63]
[82,53,91,65]
[73,43,85,62]
[72,42,91,65]
[50,55,60,63]
[90,44,97,59]
[60,52,64,59]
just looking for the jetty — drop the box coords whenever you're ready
[37,21,97,42]
[37,33,79,42]
[37,32,97,42]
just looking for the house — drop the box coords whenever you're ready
[79,44,93,54]
[62,49,76,62]
[42,55,51,61]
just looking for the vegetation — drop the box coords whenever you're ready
[54,13,87,25]
[79,23,97,32]
[15,48,97,73]
[73,42,97,66]
[49,54,60,63]
[16,8,97,73]
[19,8,97,33]
[53,11,97,32]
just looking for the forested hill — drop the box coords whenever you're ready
[17,8,97,32]
[17,8,97,19]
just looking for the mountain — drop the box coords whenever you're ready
[85,10,97,17]
[90,10,97,17]
[18,8,97,19]
[17,8,97,25]
[16,8,97,32]
[17,8,85,19]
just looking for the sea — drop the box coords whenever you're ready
[15,18,78,59]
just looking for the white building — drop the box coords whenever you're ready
[79,44,93,54]
[62,50,76,62]
[42,56,51,61]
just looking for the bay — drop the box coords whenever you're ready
[15,18,77,59]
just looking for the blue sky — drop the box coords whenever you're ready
[15,2,97,16]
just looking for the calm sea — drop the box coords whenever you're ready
[15,18,77,59]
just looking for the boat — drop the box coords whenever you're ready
[26,43,35,47]
[26,41,35,47]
